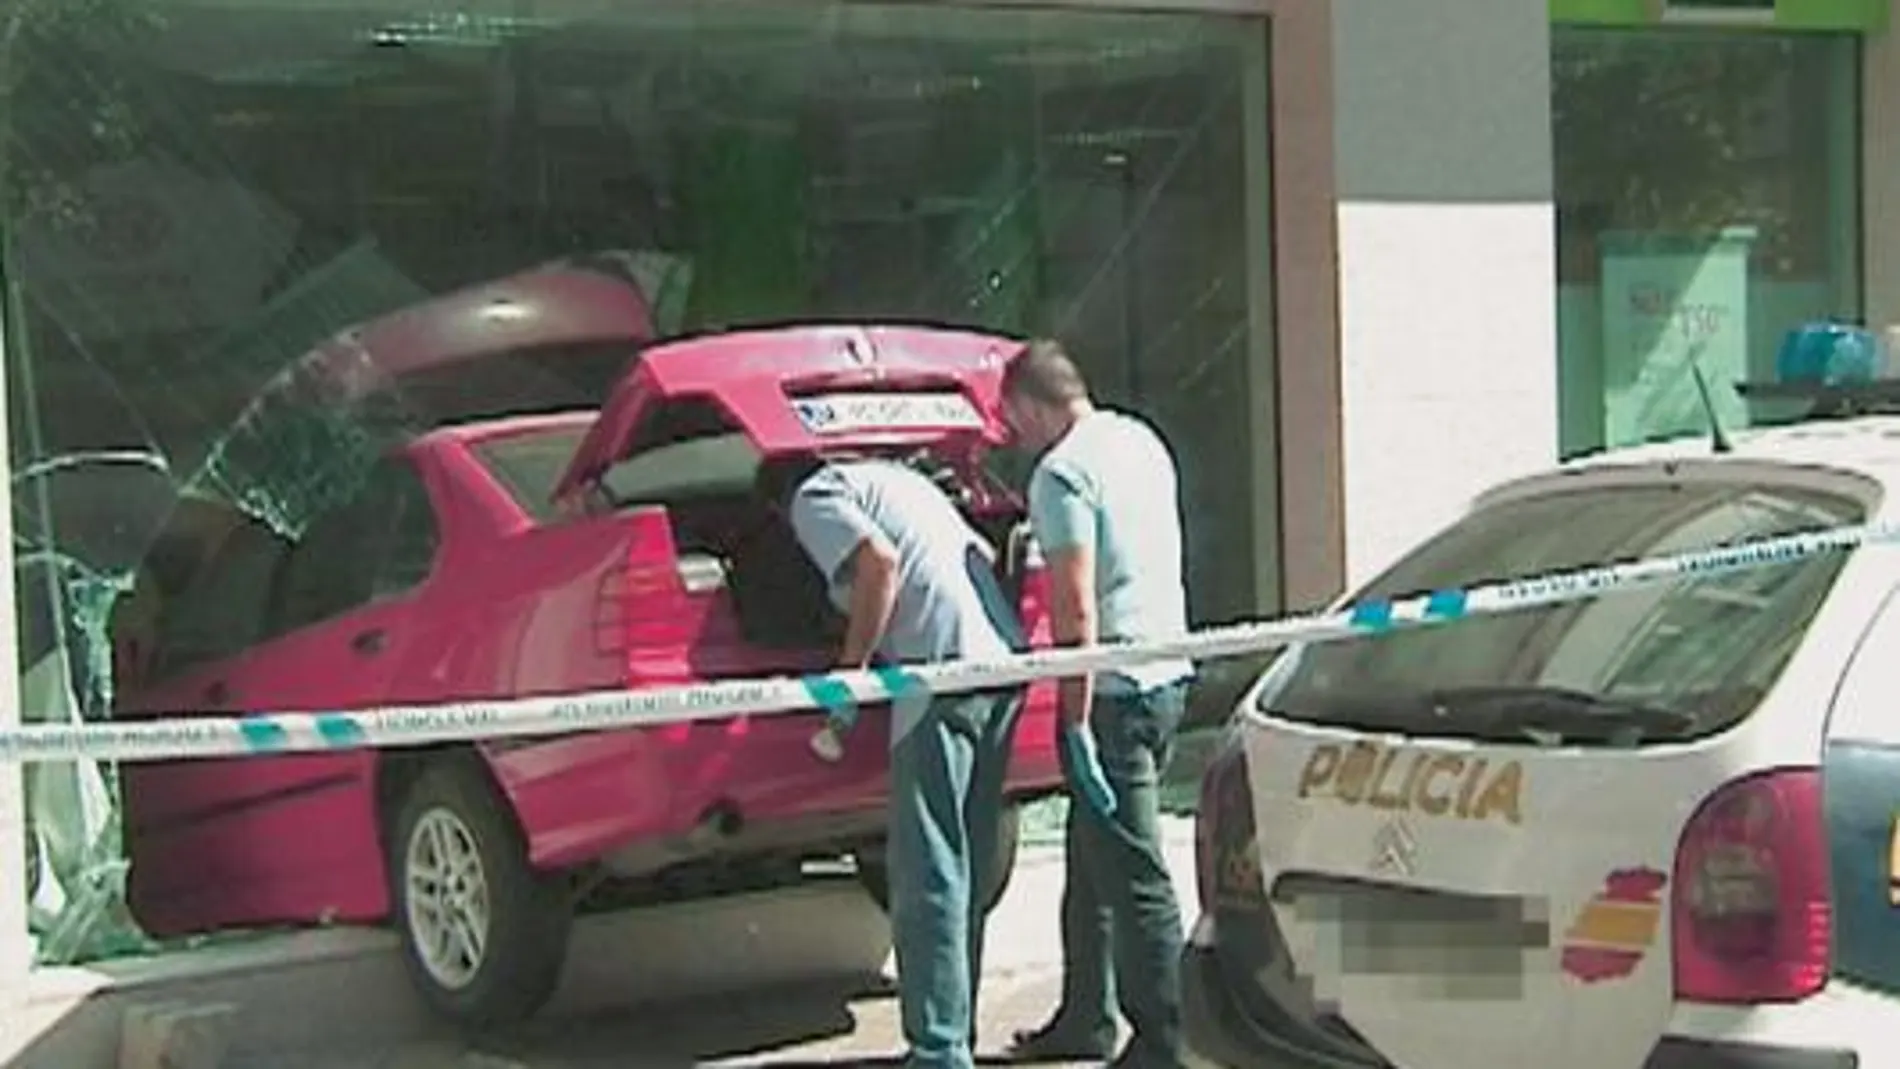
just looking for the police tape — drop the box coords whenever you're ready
[0,517,1887,765]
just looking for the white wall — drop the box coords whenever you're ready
[1330,0,1561,585]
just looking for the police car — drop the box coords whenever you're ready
[1184,365,1900,1069]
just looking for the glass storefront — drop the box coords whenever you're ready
[0,1,1274,966]
[1552,26,1862,457]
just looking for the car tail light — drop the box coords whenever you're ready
[592,560,679,653]
[1006,526,1052,645]
[592,562,633,653]
[1195,737,1259,915]
[1018,569,1051,641]
[1671,767,1830,1004]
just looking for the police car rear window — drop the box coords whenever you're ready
[1258,481,1864,746]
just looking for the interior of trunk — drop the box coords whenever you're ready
[655,463,1030,653]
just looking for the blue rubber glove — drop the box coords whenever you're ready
[805,676,861,763]
[810,708,857,763]
[1059,721,1118,819]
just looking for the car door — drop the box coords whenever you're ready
[115,502,290,714]
[122,459,443,935]
[238,456,439,716]
[118,506,292,931]
[1817,581,1900,995]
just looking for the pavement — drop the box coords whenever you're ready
[274,814,1201,1069]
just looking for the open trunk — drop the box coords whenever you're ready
[476,417,1039,663]
[665,461,1039,655]
[525,322,1044,664]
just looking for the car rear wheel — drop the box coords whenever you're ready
[856,803,1021,916]
[389,758,571,1031]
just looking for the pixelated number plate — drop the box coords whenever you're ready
[792,392,984,435]
[1286,884,1540,979]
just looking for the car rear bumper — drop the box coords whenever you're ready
[1182,940,1861,1069]
[1181,940,1376,1069]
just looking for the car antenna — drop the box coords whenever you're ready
[1689,358,1733,455]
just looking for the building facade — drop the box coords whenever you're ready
[0,0,1892,1001]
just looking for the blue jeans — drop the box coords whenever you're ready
[1059,682,1188,1068]
[888,687,1025,1069]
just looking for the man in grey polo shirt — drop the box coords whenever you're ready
[756,452,1026,1069]
[999,340,1194,1069]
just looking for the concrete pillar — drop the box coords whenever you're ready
[1864,2,1900,336]
[1240,26,1281,615]
[1260,0,1346,611]
[1329,0,1561,584]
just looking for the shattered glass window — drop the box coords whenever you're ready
[2,0,1273,965]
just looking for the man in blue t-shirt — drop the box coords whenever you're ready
[757,453,1026,1069]
[999,340,1194,1069]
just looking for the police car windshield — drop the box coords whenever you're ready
[1259,480,1863,746]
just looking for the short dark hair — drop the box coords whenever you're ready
[1001,339,1090,406]
[754,451,827,511]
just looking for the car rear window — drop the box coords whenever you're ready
[385,341,638,425]
[1257,478,1866,746]
[474,428,762,523]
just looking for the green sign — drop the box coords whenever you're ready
[1550,0,1887,29]
[1599,228,1755,448]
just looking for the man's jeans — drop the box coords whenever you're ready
[1055,682,1189,1067]
[888,687,1025,1069]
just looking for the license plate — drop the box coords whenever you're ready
[1285,887,1546,979]
[791,392,985,435]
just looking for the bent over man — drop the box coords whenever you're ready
[1000,340,1195,1069]
[756,452,1027,1069]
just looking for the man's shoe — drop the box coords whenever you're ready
[1005,1021,1114,1062]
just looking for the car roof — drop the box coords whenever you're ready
[409,410,598,451]
[307,262,652,386]
[1564,416,1900,473]
[1487,417,1900,510]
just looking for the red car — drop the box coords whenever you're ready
[111,280,1063,1028]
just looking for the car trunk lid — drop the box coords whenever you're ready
[552,323,1023,503]
[1239,724,1717,1069]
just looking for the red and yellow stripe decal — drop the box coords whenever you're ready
[1561,867,1667,983]
[1887,814,1899,907]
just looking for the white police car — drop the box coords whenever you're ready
[1185,404,1900,1069]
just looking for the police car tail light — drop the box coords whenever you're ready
[1195,738,1258,915]
[1671,767,1830,1004]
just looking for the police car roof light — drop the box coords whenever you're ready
[1735,378,1900,421]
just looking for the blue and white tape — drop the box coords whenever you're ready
[0,517,1887,765]
[802,665,927,761]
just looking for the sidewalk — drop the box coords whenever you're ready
[261,819,1199,1068]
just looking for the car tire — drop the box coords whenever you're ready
[857,803,1021,916]
[388,758,571,1031]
